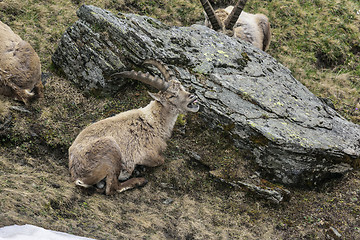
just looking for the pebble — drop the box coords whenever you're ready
[163,198,174,205]
[326,226,342,240]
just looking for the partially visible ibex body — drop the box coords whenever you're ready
[69,60,199,195]
[201,0,271,51]
[0,21,43,105]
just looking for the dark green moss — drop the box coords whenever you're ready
[249,135,269,147]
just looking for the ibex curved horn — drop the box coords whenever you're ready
[143,59,176,82]
[113,60,171,91]
[200,0,223,31]
[224,0,248,30]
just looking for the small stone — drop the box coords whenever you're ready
[188,151,201,161]
[163,198,174,205]
[326,226,342,240]
[9,106,31,114]
[51,183,61,189]
[96,181,105,189]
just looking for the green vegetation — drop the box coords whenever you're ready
[0,0,359,239]
[263,0,360,123]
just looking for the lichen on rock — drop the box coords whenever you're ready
[52,5,360,187]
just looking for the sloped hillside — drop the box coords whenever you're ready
[0,0,359,239]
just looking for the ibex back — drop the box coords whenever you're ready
[201,0,271,51]
[69,60,199,195]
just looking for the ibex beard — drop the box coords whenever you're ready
[68,60,199,195]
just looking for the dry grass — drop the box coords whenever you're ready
[264,0,360,123]
[0,97,11,122]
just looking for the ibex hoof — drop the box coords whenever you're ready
[96,180,106,189]
[135,177,148,187]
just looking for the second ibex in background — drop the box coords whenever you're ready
[200,0,271,51]
[0,21,43,105]
[69,60,199,195]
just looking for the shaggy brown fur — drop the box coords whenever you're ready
[202,0,271,51]
[0,21,43,105]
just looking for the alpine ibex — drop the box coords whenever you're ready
[200,0,271,51]
[69,60,199,195]
[0,21,43,105]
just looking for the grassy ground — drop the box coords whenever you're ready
[0,0,360,239]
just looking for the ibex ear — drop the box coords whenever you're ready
[148,91,162,103]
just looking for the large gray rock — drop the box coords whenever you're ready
[52,5,360,186]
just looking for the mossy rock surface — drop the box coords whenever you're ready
[53,5,360,187]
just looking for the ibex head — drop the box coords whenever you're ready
[201,0,248,34]
[114,60,199,113]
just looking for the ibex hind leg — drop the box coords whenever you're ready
[74,161,116,191]
[116,177,148,193]
[73,137,123,195]
[105,173,148,195]
[75,159,123,195]
[71,137,148,195]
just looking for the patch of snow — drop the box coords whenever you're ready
[0,225,96,240]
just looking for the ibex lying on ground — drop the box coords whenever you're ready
[200,0,271,51]
[69,60,199,195]
[0,21,43,105]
